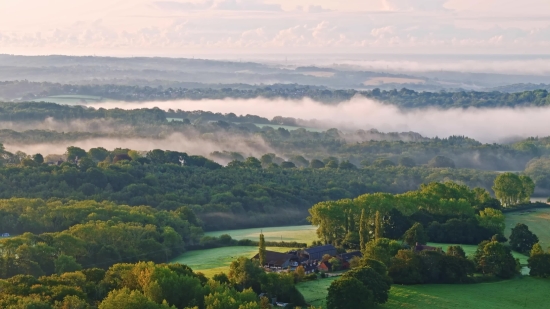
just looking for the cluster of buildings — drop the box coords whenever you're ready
[252,244,362,273]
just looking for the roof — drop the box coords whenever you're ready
[304,244,337,255]
[252,250,297,266]
[338,251,362,261]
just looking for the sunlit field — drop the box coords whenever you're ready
[204,225,318,245]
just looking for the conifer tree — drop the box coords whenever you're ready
[259,232,266,266]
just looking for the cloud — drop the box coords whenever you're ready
[382,0,449,11]
[82,97,550,143]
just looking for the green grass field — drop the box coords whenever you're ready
[505,208,550,250]
[171,246,290,278]
[204,225,318,245]
[297,277,549,309]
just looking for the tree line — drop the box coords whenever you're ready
[0,145,504,230]
[2,81,550,108]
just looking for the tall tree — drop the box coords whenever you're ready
[374,211,384,240]
[509,223,539,254]
[259,233,266,266]
[359,209,369,251]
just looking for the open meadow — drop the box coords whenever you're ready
[297,277,549,309]
[505,207,550,249]
[171,246,291,278]
[204,225,319,245]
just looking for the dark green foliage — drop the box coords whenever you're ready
[528,253,550,278]
[474,241,520,279]
[327,277,374,309]
[342,267,391,304]
[402,223,428,245]
[509,223,539,254]
[427,155,455,168]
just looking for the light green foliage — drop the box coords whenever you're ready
[228,257,263,289]
[477,208,505,235]
[492,173,534,207]
[530,243,545,256]
[98,288,175,309]
[363,238,402,266]
[54,254,82,274]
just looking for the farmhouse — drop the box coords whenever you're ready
[301,244,337,261]
[252,250,299,268]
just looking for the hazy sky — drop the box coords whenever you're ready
[1,0,550,56]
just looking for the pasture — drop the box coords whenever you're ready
[171,246,290,278]
[204,225,318,245]
[297,277,549,309]
[505,207,550,249]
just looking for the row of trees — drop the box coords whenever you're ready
[0,145,503,230]
[308,182,506,247]
[3,81,550,108]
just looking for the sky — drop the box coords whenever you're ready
[1,0,550,56]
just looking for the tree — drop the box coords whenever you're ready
[98,288,174,309]
[342,267,391,305]
[446,245,466,258]
[388,250,423,284]
[398,157,416,167]
[259,233,266,266]
[363,238,401,266]
[66,147,87,161]
[477,208,505,235]
[295,265,305,282]
[309,159,325,168]
[244,157,262,169]
[280,161,296,169]
[519,175,535,203]
[338,160,356,170]
[229,256,264,290]
[402,222,428,246]
[32,153,44,164]
[88,147,110,162]
[325,160,338,169]
[477,241,519,278]
[328,257,341,271]
[359,209,369,251]
[509,223,539,254]
[54,255,82,274]
[374,211,384,240]
[531,243,545,256]
[326,277,374,309]
[427,155,455,168]
[382,208,411,240]
[492,173,528,207]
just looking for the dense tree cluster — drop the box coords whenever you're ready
[0,145,503,230]
[0,198,201,278]
[308,182,505,247]
[0,260,305,309]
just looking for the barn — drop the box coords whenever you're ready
[302,245,337,261]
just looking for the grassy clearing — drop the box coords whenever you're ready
[204,225,318,245]
[171,246,290,278]
[505,208,550,250]
[298,277,549,309]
